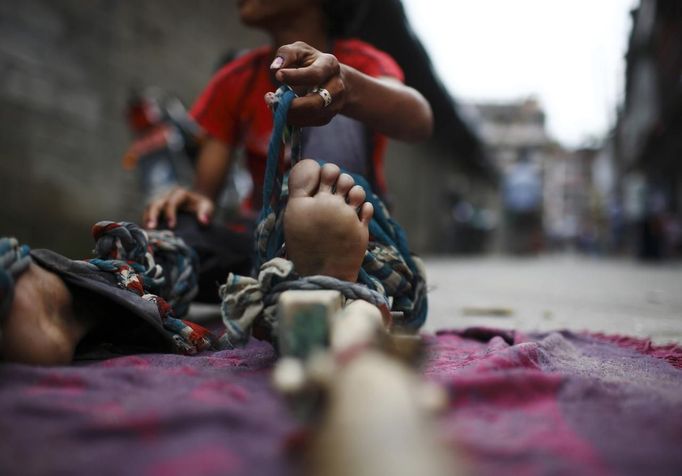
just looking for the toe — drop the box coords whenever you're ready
[318,163,341,194]
[289,159,321,198]
[347,185,366,208]
[335,173,355,198]
[359,202,374,225]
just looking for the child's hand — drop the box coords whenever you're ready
[268,41,348,127]
[143,187,214,229]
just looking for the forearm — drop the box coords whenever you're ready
[341,66,433,142]
[193,138,231,200]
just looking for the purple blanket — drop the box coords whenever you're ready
[427,329,682,476]
[1,329,681,475]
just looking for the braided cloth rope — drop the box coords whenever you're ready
[0,238,32,326]
[84,221,212,354]
[254,86,300,270]
[219,86,428,348]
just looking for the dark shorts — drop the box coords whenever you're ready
[169,213,254,303]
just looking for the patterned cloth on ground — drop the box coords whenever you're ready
[1,329,680,476]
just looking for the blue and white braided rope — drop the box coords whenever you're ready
[0,237,32,322]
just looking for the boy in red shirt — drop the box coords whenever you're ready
[144,0,432,301]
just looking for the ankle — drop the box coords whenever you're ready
[1,263,84,365]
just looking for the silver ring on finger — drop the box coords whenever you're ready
[316,87,332,108]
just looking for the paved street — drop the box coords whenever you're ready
[191,255,682,345]
[422,255,682,344]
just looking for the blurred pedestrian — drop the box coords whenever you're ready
[502,153,543,254]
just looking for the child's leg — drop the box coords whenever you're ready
[284,159,374,282]
[1,262,94,365]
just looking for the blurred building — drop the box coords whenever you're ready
[473,98,550,254]
[472,96,624,256]
[615,0,682,259]
[544,146,617,254]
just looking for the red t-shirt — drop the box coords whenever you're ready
[190,39,404,208]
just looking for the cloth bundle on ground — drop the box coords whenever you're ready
[219,86,428,347]
[1,328,680,475]
[1,222,218,356]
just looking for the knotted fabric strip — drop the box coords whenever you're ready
[218,258,390,348]
[254,86,299,272]
[0,237,32,325]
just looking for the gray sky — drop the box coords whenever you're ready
[401,0,638,147]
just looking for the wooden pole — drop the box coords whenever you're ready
[274,292,465,476]
[307,348,461,476]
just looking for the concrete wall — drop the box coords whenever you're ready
[385,141,445,253]
[385,141,496,255]
[0,0,265,255]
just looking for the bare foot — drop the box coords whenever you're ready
[1,263,91,365]
[284,159,374,282]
